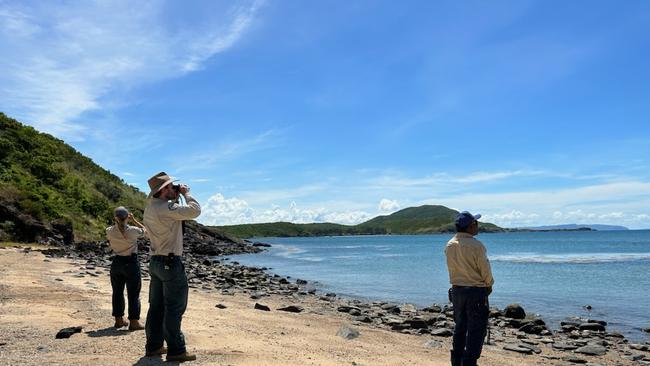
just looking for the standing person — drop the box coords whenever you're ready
[143,172,201,362]
[445,211,495,366]
[106,206,146,331]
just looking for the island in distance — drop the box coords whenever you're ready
[215,205,630,238]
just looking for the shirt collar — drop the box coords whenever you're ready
[455,232,474,238]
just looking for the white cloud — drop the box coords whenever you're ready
[199,193,372,226]
[378,198,400,213]
[0,0,263,140]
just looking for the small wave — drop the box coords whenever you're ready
[333,255,361,259]
[380,253,405,258]
[272,244,306,257]
[490,252,650,264]
[299,256,324,262]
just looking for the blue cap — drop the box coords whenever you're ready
[114,206,129,219]
[454,211,481,229]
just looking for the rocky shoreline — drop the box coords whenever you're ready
[25,226,650,366]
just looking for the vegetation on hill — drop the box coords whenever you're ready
[217,205,504,238]
[0,113,146,242]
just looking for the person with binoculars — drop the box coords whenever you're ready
[143,172,201,362]
[105,206,146,331]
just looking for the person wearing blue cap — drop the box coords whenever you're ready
[445,211,494,366]
[106,206,146,330]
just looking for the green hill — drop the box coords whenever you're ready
[0,113,147,242]
[217,205,504,238]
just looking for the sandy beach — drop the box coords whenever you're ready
[0,247,644,366]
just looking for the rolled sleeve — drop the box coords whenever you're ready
[166,194,201,220]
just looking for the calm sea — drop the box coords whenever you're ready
[226,230,650,341]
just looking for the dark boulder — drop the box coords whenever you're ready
[55,326,82,339]
[503,304,526,319]
[277,305,304,313]
[254,303,271,311]
[579,322,606,332]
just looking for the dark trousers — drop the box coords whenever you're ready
[110,254,142,320]
[145,256,188,356]
[450,286,489,366]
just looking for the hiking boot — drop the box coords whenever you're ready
[128,320,144,331]
[166,352,197,362]
[113,317,128,328]
[145,346,167,357]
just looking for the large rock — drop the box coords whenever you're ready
[503,304,526,319]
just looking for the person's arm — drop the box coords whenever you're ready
[476,244,495,290]
[128,213,146,234]
[166,185,201,220]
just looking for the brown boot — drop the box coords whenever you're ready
[145,346,167,357]
[166,352,197,362]
[113,317,128,328]
[128,319,144,331]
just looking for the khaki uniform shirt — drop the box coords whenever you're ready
[106,225,144,256]
[144,194,201,256]
[445,232,495,288]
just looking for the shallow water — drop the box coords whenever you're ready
[227,230,650,341]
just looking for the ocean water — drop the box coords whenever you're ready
[226,230,650,341]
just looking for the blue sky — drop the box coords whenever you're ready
[2,0,650,229]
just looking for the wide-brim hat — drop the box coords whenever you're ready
[147,171,176,198]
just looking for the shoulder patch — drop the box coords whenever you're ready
[168,202,179,211]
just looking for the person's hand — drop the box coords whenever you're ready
[487,286,493,296]
[179,184,190,195]
[127,213,134,221]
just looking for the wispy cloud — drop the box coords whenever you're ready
[0,0,263,140]
[173,128,285,172]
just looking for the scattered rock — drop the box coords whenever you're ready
[423,340,442,348]
[337,306,361,314]
[254,303,270,311]
[575,345,607,356]
[643,327,650,333]
[215,304,227,309]
[55,326,82,339]
[553,343,579,351]
[503,344,533,354]
[579,322,606,332]
[503,304,526,319]
[430,328,453,337]
[563,355,588,364]
[337,325,360,340]
[277,305,304,313]
[630,343,649,351]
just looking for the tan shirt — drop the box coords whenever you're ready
[106,225,144,256]
[143,194,201,256]
[445,232,495,288]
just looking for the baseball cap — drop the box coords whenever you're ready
[114,206,129,219]
[454,211,481,229]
